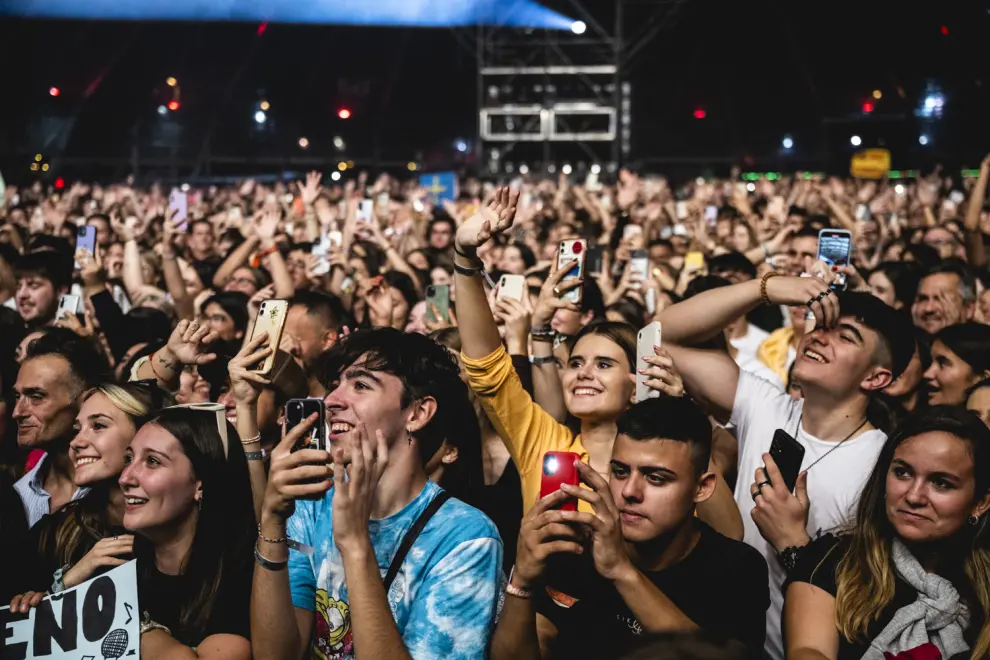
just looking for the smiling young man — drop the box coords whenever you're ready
[658,267,913,660]
[251,328,502,660]
[491,396,769,660]
[14,251,71,328]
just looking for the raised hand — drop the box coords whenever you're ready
[166,319,219,367]
[749,454,810,552]
[298,171,324,207]
[532,260,582,328]
[511,489,587,590]
[454,186,520,251]
[228,332,273,406]
[247,283,276,321]
[764,261,839,329]
[638,346,685,398]
[559,461,633,582]
[365,277,395,328]
[256,208,280,245]
[263,413,332,521]
[332,421,389,554]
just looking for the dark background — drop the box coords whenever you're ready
[1,0,988,184]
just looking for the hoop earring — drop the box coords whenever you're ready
[968,515,980,526]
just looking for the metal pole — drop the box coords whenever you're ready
[613,0,623,167]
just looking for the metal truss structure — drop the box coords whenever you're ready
[476,0,689,176]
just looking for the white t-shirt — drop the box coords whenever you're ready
[729,322,769,363]
[730,370,886,660]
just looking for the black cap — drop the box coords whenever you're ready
[835,291,914,381]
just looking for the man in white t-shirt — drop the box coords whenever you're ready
[658,265,913,660]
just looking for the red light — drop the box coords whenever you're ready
[862,101,874,113]
[338,108,351,120]
[55,178,65,189]
[693,108,706,119]
[167,100,180,111]
[49,87,60,97]
[940,25,949,36]
[257,22,268,35]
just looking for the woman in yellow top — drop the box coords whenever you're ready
[452,188,742,538]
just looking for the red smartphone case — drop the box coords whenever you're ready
[540,451,581,511]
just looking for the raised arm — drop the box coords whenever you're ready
[964,155,990,269]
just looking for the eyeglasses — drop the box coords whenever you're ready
[163,403,229,459]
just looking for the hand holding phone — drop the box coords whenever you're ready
[250,300,289,376]
[286,398,327,453]
[635,322,663,402]
[556,240,587,304]
[768,429,806,493]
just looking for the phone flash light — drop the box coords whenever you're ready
[545,456,559,475]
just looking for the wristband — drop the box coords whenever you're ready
[254,544,289,571]
[454,243,480,262]
[453,260,482,276]
[777,544,806,574]
[506,567,532,599]
[531,355,556,366]
[760,271,779,306]
[245,449,267,461]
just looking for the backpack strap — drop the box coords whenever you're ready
[383,491,451,591]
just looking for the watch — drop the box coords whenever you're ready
[778,545,806,573]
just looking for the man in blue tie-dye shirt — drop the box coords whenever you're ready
[251,329,503,660]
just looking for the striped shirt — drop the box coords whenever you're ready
[14,453,89,528]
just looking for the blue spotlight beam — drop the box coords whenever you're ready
[0,0,576,30]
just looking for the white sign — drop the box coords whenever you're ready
[0,560,140,659]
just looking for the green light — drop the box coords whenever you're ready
[888,170,902,179]
[962,169,980,178]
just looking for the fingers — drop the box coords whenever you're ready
[761,453,783,490]
[794,471,809,506]
[277,412,319,452]
[242,331,270,353]
[530,487,572,516]
[11,591,45,614]
[550,260,578,285]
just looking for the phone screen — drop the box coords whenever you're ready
[817,231,851,268]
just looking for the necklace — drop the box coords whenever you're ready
[794,414,870,473]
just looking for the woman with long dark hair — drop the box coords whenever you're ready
[784,406,990,659]
[924,322,990,406]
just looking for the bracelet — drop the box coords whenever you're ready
[454,243,480,262]
[140,612,172,637]
[258,524,287,544]
[531,326,554,338]
[760,271,779,306]
[531,355,556,366]
[240,433,262,445]
[506,567,532,599]
[245,449,267,461]
[453,259,482,276]
[51,564,70,594]
[254,544,289,571]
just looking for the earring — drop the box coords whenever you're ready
[197,497,203,513]
[969,515,980,526]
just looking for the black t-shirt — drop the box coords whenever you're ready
[141,557,252,647]
[785,534,977,660]
[482,458,522,572]
[534,520,770,659]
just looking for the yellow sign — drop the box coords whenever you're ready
[850,149,891,179]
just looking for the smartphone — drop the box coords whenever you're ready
[310,238,331,277]
[556,239,587,304]
[622,224,643,242]
[704,205,718,226]
[854,204,870,222]
[629,249,649,290]
[586,245,605,277]
[540,451,581,511]
[250,300,289,376]
[769,429,806,492]
[75,225,97,269]
[817,228,852,290]
[497,274,525,302]
[328,230,343,249]
[286,398,327,453]
[949,190,965,206]
[358,199,374,223]
[169,189,189,232]
[636,322,663,402]
[425,284,450,323]
[56,294,81,321]
[675,201,688,220]
[685,251,705,271]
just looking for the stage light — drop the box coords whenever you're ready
[41,164,49,172]
[562,163,573,175]
[260,100,270,111]
[850,135,862,146]
[940,25,949,36]
[591,164,601,174]
[862,101,874,113]
[455,139,468,153]
[895,184,905,195]
[571,20,586,35]
[919,134,930,146]
[519,164,529,174]
[746,182,756,192]
[693,108,706,120]
[298,137,309,148]
[782,136,794,150]
[157,105,168,116]
[547,164,557,174]
[333,136,344,149]
[167,100,180,111]
[872,89,882,100]
[254,110,267,124]
[180,183,190,192]
[35,154,42,162]
[166,77,177,87]
[338,108,351,120]
[330,171,342,182]
[30,163,39,171]
[338,161,348,171]
[55,178,65,189]
[921,93,945,118]
[49,87,60,97]
[407,162,418,171]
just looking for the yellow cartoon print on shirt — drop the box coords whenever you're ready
[313,589,353,659]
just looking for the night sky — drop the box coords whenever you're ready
[1,0,988,183]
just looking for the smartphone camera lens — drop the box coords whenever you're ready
[77,227,86,236]
[426,286,435,297]
[543,455,559,476]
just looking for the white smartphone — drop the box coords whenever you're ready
[676,201,688,220]
[169,189,189,231]
[556,239,587,305]
[358,199,374,223]
[629,249,649,290]
[310,238,331,277]
[497,274,526,301]
[56,294,81,321]
[75,225,97,269]
[636,322,663,402]
[704,205,718,225]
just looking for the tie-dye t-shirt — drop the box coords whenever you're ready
[287,481,503,660]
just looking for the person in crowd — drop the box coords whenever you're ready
[659,263,913,659]
[14,250,71,328]
[968,380,990,429]
[13,336,111,526]
[867,261,923,311]
[492,396,769,660]
[912,261,976,335]
[784,406,990,659]
[282,290,346,394]
[199,291,250,342]
[251,328,502,660]
[923,322,990,406]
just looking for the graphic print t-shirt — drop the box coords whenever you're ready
[287,481,503,660]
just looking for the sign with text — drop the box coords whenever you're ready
[0,561,139,659]
[850,148,891,179]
